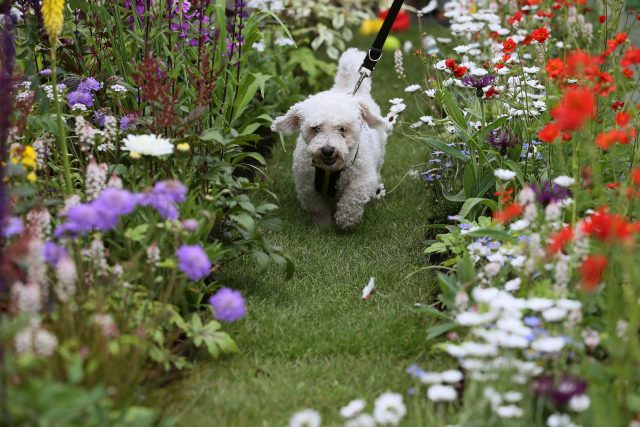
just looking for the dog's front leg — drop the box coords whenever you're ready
[297,185,333,227]
[334,179,377,231]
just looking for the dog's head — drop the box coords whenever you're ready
[271,92,385,171]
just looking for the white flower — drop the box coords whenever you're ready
[424,89,436,98]
[471,68,488,76]
[340,399,366,418]
[531,336,565,353]
[547,413,573,427]
[494,168,516,180]
[456,310,497,326]
[390,103,406,115]
[275,36,295,47]
[122,134,174,157]
[404,84,421,92]
[289,409,321,427]
[441,369,464,383]
[389,98,404,105]
[427,384,457,402]
[510,219,530,231]
[373,392,406,426]
[362,277,375,300]
[504,277,521,292]
[109,84,127,93]
[253,41,265,52]
[71,103,87,112]
[503,391,522,402]
[420,115,435,126]
[419,371,443,384]
[523,66,540,74]
[496,405,523,418]
[542,307,568,322]
[553,175,575,187]
[568,394,590,412]
[345,413,376,427]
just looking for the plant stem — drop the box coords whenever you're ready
[50,44,73,195]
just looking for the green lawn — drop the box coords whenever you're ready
[157,24,451,427]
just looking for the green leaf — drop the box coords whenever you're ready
[459,198,498,219]
[437,89,467,130]
[124,224,150,242]
[426,322,456,341]
[230,212,255,234]
[416,136,470,162]
[414,304,453,321]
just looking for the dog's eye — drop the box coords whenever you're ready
[338,126,347,136]
[311,126,321,134]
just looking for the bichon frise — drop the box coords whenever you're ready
[271,48,388,231]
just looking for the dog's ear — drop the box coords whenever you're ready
[271,104,302,135]
[358,101,386,129]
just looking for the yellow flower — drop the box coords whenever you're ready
[176,143,190,152]
[42,0,65,42]
[129,151,141,159]
[27,172,37,183]
[359,18,383,37]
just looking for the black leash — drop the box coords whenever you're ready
[353,0,406,95]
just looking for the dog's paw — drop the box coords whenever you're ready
[334,209,361,231]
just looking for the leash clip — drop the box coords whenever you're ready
[352,66,371,96]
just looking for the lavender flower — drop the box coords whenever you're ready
[535,181,570,207]
[487,129,521,153]
[39,68,52,76]
[119,113,137,130]
[209,287,246,322]
[43,241,67,265]
[2,216,23,238]
[176,244,211,281]
[141,180,187,220]
[78,77,101,92]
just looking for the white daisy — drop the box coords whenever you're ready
[289,409,321,427]
[568,394,590,412]
[404,84,421,93]
[553,175,575,187]
[427,384,457,402]
[340,399,366,418]
[122,134,174,157]
[531,336,565,353]
[373,392,406,426]
[496,405,524,418]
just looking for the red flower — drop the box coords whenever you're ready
[539,123,560,143]
[595,129,633,150]
[507,10,523,26]
[378,9,411,32]
[622,68,634,79]
[580,255,608,292]
[566,50,599,78]
[547,226,573,256]
[598,15,606,24]
[493,203,524,224]
[550,87,595,132]
[631,168,640,186]
[591,71,615,96]
[445,58,457,69]
[581,208,633,243]
[611,101,625,111]
[615,112,632,127]
[621,45,640,68]
[502,38,517,53]
[531,27,550,44]
[453,65,467,78]
[545,58,565,79]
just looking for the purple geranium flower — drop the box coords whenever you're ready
[43,241,67,265]
[209,287,246,322]
[535,181,571,207]
[176,244,211,281]
[2,216,23,238]
[67,90,94,108]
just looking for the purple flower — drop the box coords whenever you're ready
[78,77,101,92]
[43,241,67,265]
[61,203,101,235]
[39,68,52,76]
[67,90,94,108]
[94,188,139,216]
[535,181,570,207]
[181,218,199,232]
[487,129,521,152]
[209,287,246,322]
[176,244,211,281]
[120,114,137,130]
[534,374,587,407]
[462,74,496,97]
[2,216,23,238]
[141,180,187,220]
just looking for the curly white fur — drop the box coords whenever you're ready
[271,48,388,231]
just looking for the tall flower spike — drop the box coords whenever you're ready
[41,0,65,42]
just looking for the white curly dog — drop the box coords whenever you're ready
[271,48,388,231]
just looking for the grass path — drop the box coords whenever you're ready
[158,29,449,427]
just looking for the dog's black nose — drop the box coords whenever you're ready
[321,146,335,157]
